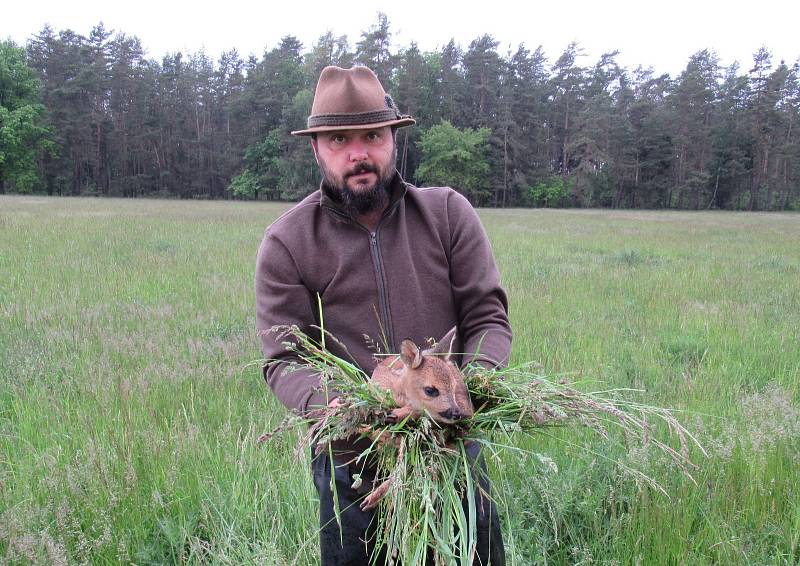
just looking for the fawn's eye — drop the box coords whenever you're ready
[423,386,439,398]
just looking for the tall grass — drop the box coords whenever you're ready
[1,197,798,564]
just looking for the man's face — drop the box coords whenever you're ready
[311,126,397,216]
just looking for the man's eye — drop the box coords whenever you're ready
[332,135,345,144]
[367,131,380,141]
[423,387,439,398]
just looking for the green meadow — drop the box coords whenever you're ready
[1,195,799,565]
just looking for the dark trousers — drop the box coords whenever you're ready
[312,442,506,565]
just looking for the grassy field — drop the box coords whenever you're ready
[1,195,799,565]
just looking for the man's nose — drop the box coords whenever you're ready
[348,140,369,161]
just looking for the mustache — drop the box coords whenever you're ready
[345,163,378,178]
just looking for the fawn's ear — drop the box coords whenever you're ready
[429,326,458,362]
[400,339,423,369]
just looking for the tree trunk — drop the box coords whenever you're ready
[676,144,685,209]
[764,144,773,208]
[96,119,103,194]
[502,125,508,208]
[400,128,409,179]
[562,96,569,179]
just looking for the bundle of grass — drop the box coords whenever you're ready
[259,324,704,565]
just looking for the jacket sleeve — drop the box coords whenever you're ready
[255,231,338,414]
[446,191,513,369]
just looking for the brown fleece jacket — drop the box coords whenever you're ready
[255,173,512,415]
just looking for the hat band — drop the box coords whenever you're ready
[307,109,401,129]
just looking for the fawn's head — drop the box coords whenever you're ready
[397,327,474,423]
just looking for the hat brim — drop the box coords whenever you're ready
[291,117,416,136]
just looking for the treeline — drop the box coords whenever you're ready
[1,14,799,209]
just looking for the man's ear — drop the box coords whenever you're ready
[310,138,319,164]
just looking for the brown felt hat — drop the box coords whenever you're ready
[291,66,415,136]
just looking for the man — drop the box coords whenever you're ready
[255,65,512,565]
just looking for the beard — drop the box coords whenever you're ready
[319,144,397,217]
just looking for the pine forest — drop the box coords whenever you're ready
[1,14,799,210]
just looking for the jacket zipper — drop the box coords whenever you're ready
[321,196,403,352]
[369,229,395,351]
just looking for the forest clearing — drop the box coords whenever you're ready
[1,195,799,564]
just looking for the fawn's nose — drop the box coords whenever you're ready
[439,408,465,422]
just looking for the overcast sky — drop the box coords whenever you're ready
[3,0,798,77]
